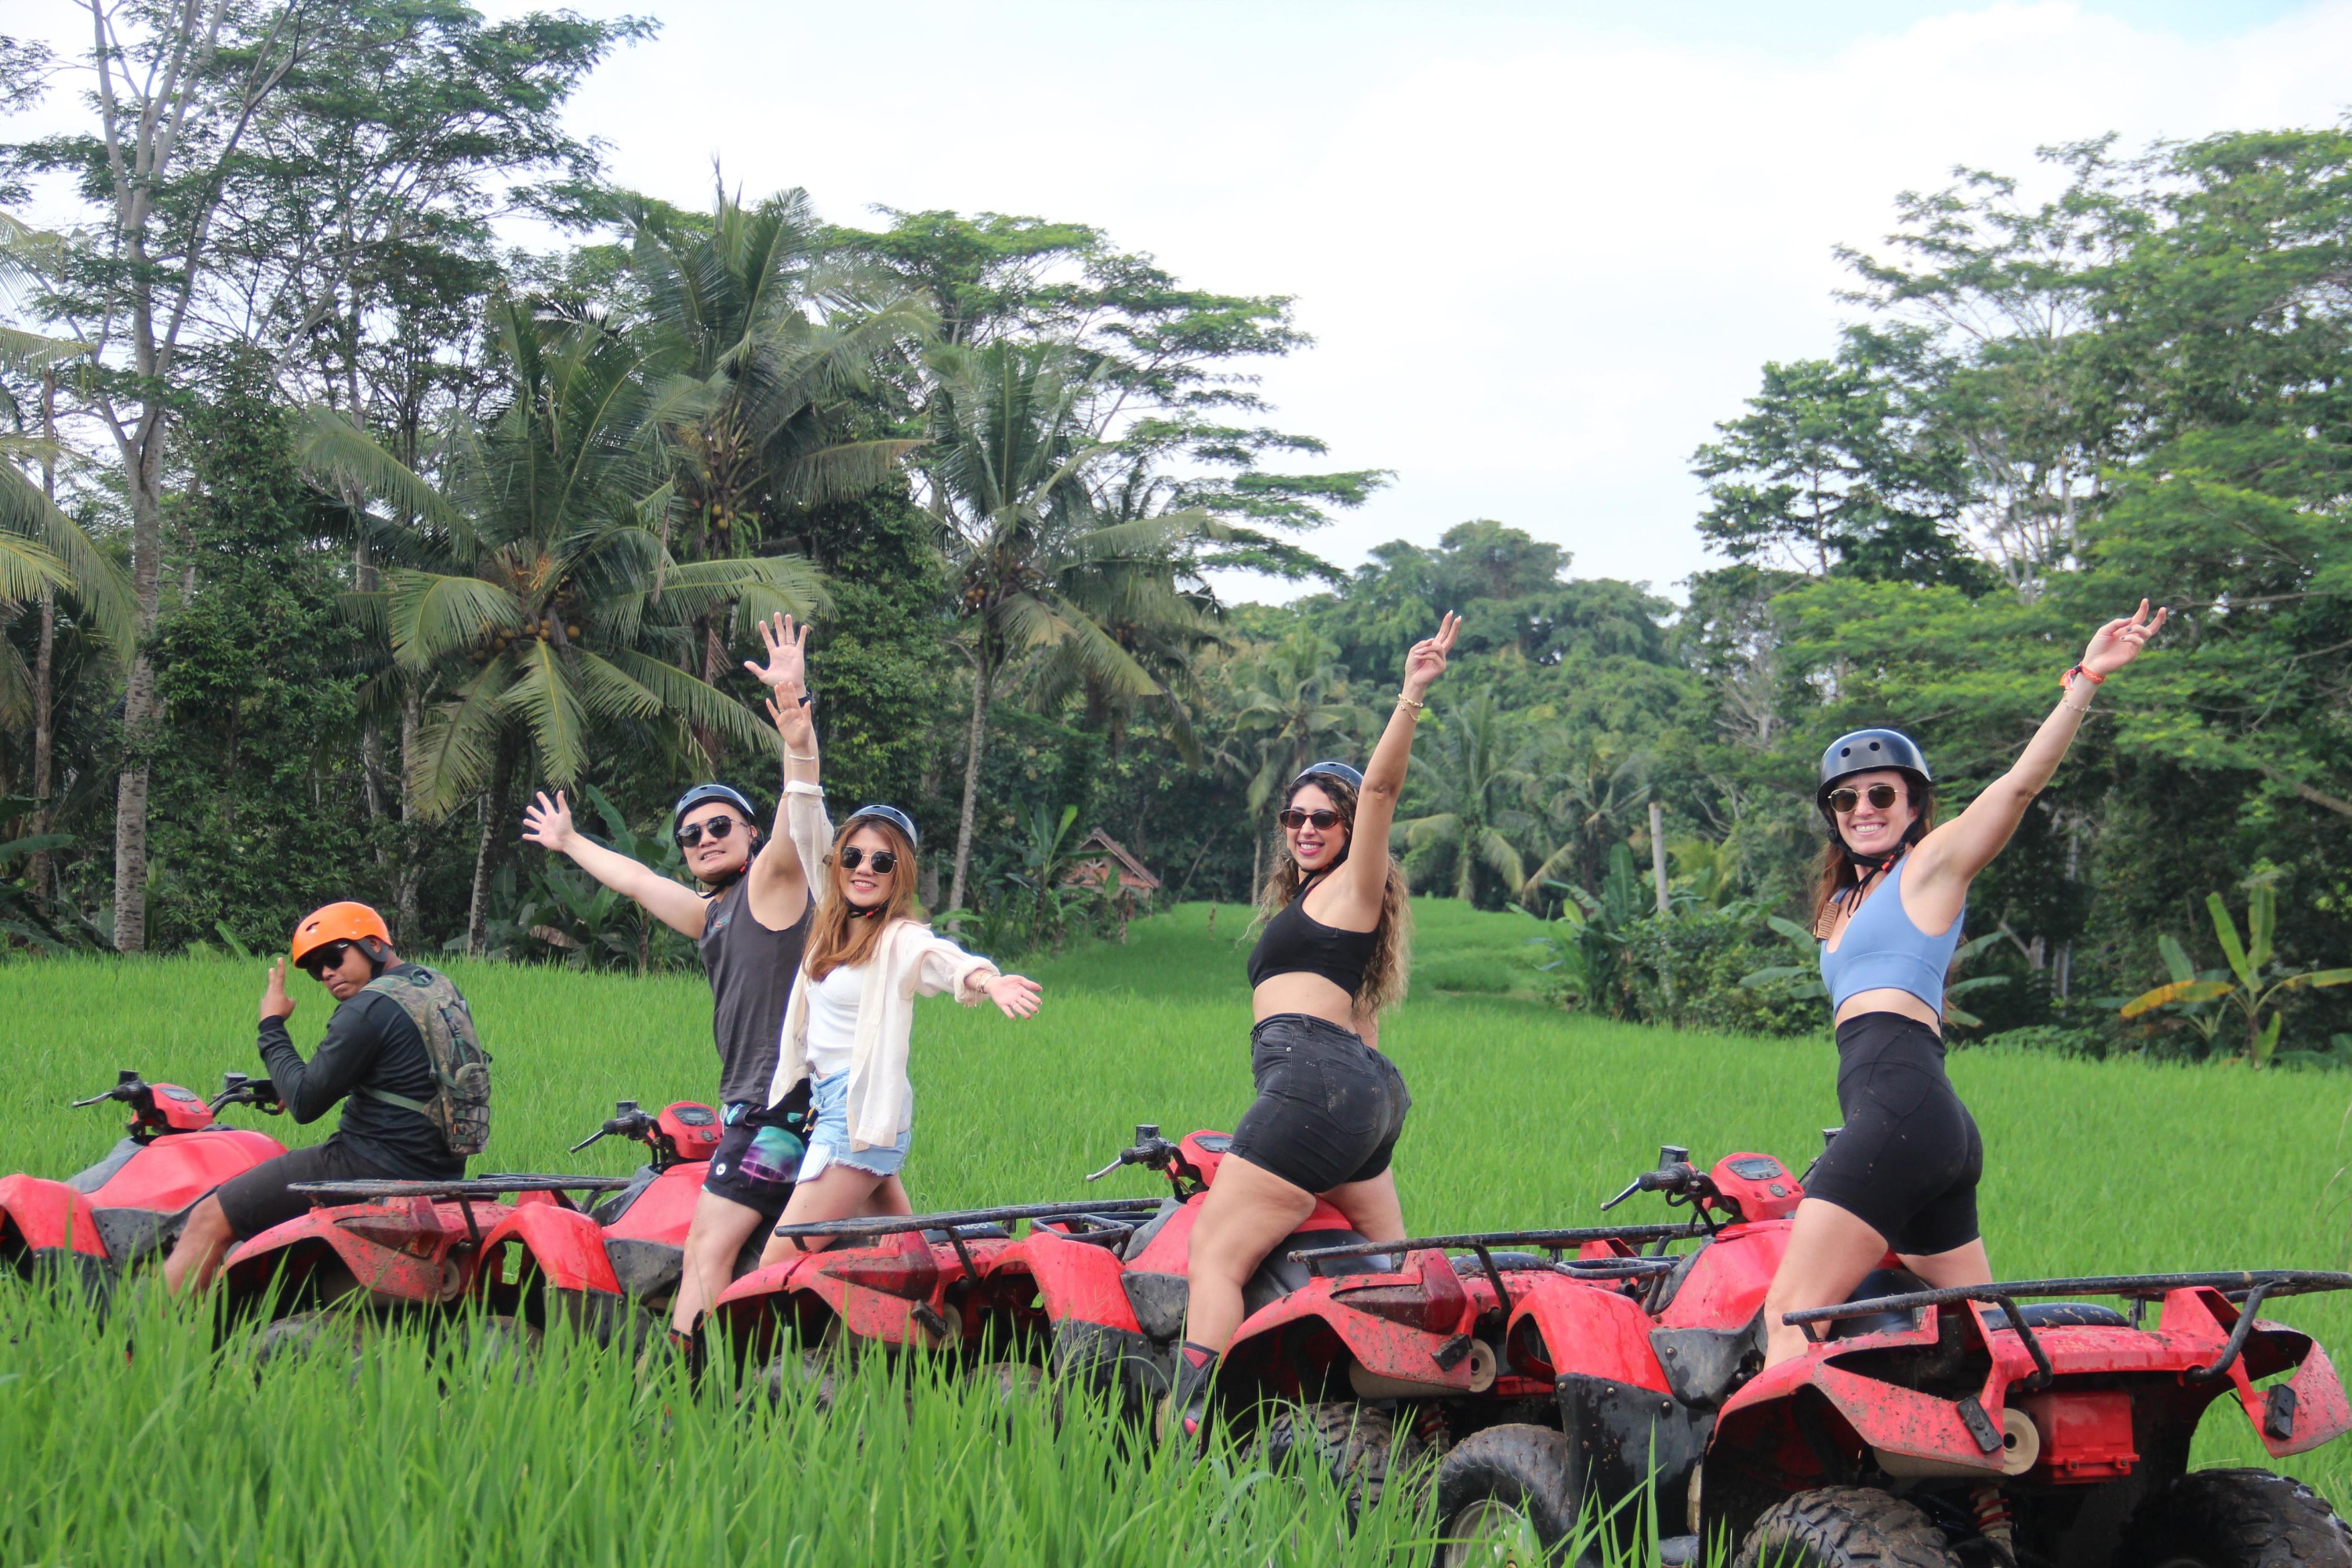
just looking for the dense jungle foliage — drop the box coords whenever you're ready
[4,6,2352,1062]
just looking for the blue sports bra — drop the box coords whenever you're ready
[1818,853,1965,1012]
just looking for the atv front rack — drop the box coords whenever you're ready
[769,1197,1168,1276]
[1290,1222,1710,1316]
[1783,1269,2352,1388]
[290,1175,640,1201]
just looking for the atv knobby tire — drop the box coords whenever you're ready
[1261,1400,1410,1519]
[1733,1487,1959,1568]
[250,1309,370,1379]
[1432,1423,1579,1566]
[2122,1468,2352,1568]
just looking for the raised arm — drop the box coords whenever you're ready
[1917,600,2166,888]
[522,790,710,938]
[1326,612,1460,926]
[742,612,819,928]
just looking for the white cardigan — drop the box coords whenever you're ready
[766,783,999,1149]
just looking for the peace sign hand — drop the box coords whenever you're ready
[1403,612,1461,701]
[2081,599,2167,679]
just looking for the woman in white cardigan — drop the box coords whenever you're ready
[758,804,1043,1259]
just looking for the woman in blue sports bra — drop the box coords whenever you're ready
[1759,601,2166,1367]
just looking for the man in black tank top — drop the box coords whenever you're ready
[522,613,829,1341]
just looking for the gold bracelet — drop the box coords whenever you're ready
[1396,692,1425,712]
[2061,688,2093,716]
[785,750,818,761]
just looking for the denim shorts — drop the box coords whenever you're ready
[795,1069,913,1182]
[1228,1013,1411,1193]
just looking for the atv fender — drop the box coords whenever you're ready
[2161,1286,2352,1458]
[1227,1250,1477,1394]
[221,1196,471,1312]
[0,1174,108,1260]
[732,1232,955,1348]
[477,1201,621,1294]
[1025,1227,1146,1334]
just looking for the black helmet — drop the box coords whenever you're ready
[671,782,759,837]
[1817,729,1931,815]
[844,803,920,850]
[1290,760,1363,795]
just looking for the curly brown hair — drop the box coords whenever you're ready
[1256,773,1413,1015]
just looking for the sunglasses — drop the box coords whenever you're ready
[1278,808,1343,831]
[838,847,898,875]
[676,816,742,848]
[299,940,356,979]
[1827,784,1904,815]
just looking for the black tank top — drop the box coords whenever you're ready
[1247,882,1377,997]
[697,877,811,1105]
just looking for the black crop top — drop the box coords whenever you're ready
[1248,884,1377,997]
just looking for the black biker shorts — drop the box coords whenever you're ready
[1229,1013,1411,1194]
[216,1141,397,1241]
[1803,1011,1984,1257]
[702,1091,809,1219]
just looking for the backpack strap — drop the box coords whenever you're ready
[354,1083,435,1116]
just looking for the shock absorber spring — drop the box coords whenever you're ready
[1972,1484,2017,1567]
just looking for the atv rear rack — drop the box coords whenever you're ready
[288,1175,641,1246]
[1783,1269,2352,1388]
[1290,1222,1710,1316]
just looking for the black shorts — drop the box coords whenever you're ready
[703,1092,809,1219]
[1804,1011,1984,1256]
[1229,1013,1411,1194]
[216,1142,398,1241]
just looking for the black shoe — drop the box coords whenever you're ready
[1164,1341,1218,1450]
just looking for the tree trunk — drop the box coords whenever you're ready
[946,655,996,921]
[392,688,423,946]
[466,741,517,955]
[27,372,57,899]
[111,447,164,952]
[692,615,727,768]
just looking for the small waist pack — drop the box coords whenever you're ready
[356,966,492,1156]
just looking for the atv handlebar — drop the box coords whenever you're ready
[1086,1123,1178,1182]
[208,1072,282,1115]
[72,1069,147,1109]
[1602,1145,1710,1211]
[570,1098,656,1155]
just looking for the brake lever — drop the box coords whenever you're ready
[1084,1153,1127,1182]
[70,1089,117,1109]
[569,1127,612,1155]
[1600,1177,1646,1211]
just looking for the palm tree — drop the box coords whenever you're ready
[624,186,931,758]
[1519,735,1652,911]
[922,339,1221,919]
[1397,688,1534,903]
[301,297,825,948]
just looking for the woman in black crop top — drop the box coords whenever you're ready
[1167,613,1459,1445]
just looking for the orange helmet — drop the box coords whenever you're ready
[289,902,392,967]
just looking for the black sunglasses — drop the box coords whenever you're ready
[299,940,356,979]
[838,847,898,875]
[1278,808,1342,831]
[1827,784,1904,815]
[676,816,742,848]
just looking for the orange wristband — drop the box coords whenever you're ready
[2062,663,2105,689]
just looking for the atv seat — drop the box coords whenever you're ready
[1982,1301,2129,1330]
[1830,1268,1929,1338]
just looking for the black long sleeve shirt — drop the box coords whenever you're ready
[256,964,464,1180]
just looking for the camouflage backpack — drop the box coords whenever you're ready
[356,966,492,1156]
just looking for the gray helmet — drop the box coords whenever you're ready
[1290,760,1364,795]
[671,782,759,837]
[1817,729,1931,815]
[844,803,919,850]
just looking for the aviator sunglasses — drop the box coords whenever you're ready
[1827,783,1904,815]
[675,815,742,848]
[838,846,898,874]
[298,939,357,979]
[1278,808,1342,831]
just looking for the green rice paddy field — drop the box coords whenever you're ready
[1,900,2347,1565]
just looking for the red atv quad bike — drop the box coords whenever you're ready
[1252,1213,1716,1519]
[709,1193,1165,1400]
[562,1098,728,1331]
[215,1171,634,1356]
[0,1069,287,1292]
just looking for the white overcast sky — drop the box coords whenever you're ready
[13,1,2352,602]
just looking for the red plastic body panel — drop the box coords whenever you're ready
[1508,1271,1672,1389]
[0,1174,107,1257]
[146,1085,214,1133]
[656,1103,722,1161]
[223,1196,514,1308]
[1229,1250,1479,1388]
[87,1128,285,1213]
[1708,1152,1802,1222]
[1657,1221,1791,1330]
[2019,1390,2136,1482]
[479,1201,620,1294]
[2161,1286,2352,1459]
[601,1161,709,1245]
[1022,1226,1145,1332]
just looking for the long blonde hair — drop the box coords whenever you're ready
[1257,773,1412,1014]
[804,816,918,981]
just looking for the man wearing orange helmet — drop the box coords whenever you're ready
[162,902,481,1293]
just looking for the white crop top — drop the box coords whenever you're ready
[804,961,866,1078]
